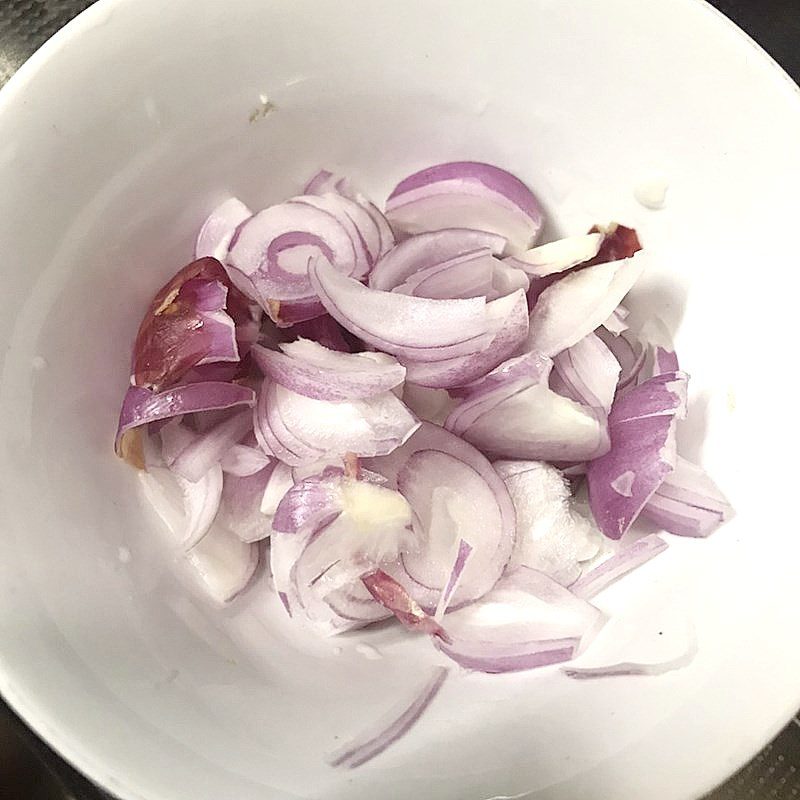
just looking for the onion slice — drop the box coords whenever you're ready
[551,332,621,413]
[327,667,448,768]
[434,567,603,673]
[642,457,733,538]
[303,169,395,262]
[586,371,688,539]
[397,449,508,608]
[434,539,474,620]
[251,339,405,401]
[385,162,544,254]
[227,199,361,325]
[115,382,256,462]
[527,253,645,357]
[569,534,669,599]
[253,378,419,467]
[369,228,506,292]
[563,641,697,679]
[309,257,494,361]
[504,232,604,277]
[445,354,610,462]
[495,460,601,585]
[401,289,528,389]
[195,197,252,261]
[218,463,277,543]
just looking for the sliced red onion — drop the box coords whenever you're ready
[401,289,528,389]
[527,253,645,357]
[397,449,508,608]
[434,539,474,620]
[303,169,395,261]
[434,567,602,673]
[227,199,361,325]
[495,460,601,586]
[602,306,630,335]
[551,332,621,414]
[220,443,272,477]
[289,315,352,352]
[596,328,646,390]
[168,410,253,483]
[445,354,610,462]
[185,522,259,603]
[488,260,530,300]
[569,533,669,599]
[327,666,448,768]
[436,636,578,674]
[401,385,457,426]
[260,461,294,516]
[115,382,256,459]
[638,317,680,377]
[132,258,241,391]
[563,639,697,679]
[218,463,276,543]
[504,232,604,277]
[140,459,257,601]
[385,162,544,255]
[369,228,506,292]
[361,569,447,637]
[641,456,733,538]
[586,372,688,539]
[272,466,344,536]
[363,422,516,607]
[271,470,412,634]
[309,257,494,362]
[393,248,496,300]
[195,197,253,261]
[156,422,225,549]
[289,194,372,278]
[251,339,405,401]
[254,379,419,467]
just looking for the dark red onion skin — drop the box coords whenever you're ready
[132,257,254,391]
[587,224,642,265]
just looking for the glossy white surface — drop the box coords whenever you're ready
[0,1,798,798]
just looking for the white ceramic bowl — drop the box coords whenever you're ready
[1,1,799,798]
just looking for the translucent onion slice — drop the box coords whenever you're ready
[327,667,448,768]
[569,533,670,599]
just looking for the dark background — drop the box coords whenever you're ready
[1,1,798,799]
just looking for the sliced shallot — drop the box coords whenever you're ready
[385,162,543,254]
[195,197,253,261]
[327,667,448,768]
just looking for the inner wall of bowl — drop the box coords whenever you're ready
[1,0,799,799]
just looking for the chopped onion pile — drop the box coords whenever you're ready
[115,162,731,767]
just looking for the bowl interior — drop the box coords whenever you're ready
[1,1,799,799]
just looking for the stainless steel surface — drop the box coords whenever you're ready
[0,1,798,798]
